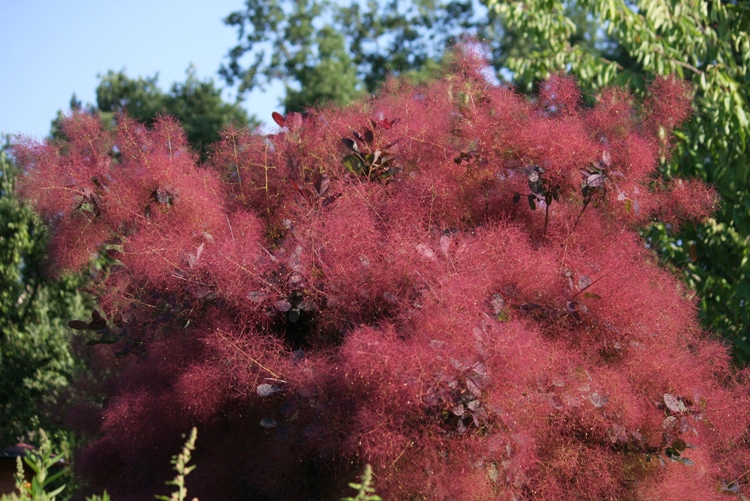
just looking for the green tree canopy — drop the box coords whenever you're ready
[90,67,253,158]
[220,0,507,111]
[0,148,87,444]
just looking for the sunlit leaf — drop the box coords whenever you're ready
[662,416,677,429]
[663,393,688,413]
[257,384,283,397]
[457,419,467,434]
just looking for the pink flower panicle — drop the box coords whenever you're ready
[13,46,747,500]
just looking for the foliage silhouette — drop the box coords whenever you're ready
[13,49,750,500]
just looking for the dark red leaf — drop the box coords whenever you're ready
[363,128,374,144]
[88,319,107,331]
[341,137,359,152]
[68,319,90,330]
[272,112,286,127]
[313,173,330,197]
[380,118,399,130]
[289,180,314,203]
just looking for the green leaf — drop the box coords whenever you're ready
[344,154,364,175]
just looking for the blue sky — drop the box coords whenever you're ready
[0,0,283,140]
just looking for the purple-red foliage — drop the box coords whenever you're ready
[13,49,748,500]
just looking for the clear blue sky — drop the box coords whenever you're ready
[0,0,283,140]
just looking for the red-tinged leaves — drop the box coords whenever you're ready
[271,111,286,127]
[289,179,314,203]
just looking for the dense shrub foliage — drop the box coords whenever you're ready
[13,53,750,500]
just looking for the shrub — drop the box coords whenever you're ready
[13,49,750,500]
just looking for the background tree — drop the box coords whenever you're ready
[14,51,750,499]
[62,67,254,159]
[0,146,87,445]
[221,0,750,362]
[220,0,502,111]
[220,0,604,110]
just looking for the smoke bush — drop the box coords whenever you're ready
[14,52,749,500]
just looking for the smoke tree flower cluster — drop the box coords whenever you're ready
[14,52,750,500]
